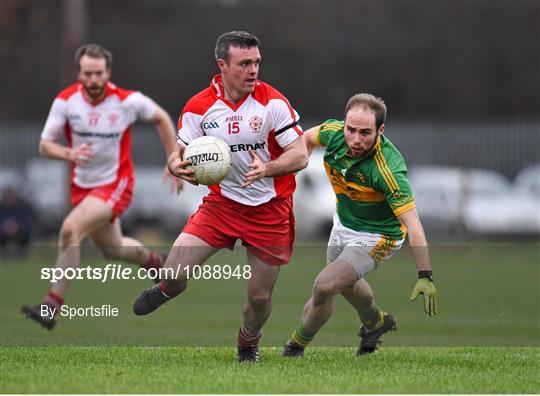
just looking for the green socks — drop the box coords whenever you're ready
[290,322,316,347]
[357,302,383,331]
[289,302,384,348]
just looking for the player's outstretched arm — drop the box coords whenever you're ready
[39,138,94,165]
[398,208,438,316]
[151,106,176,158]
[242,137,308,188]
[302,125,322,156]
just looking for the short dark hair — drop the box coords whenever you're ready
[214,31,260,62]
[74,43,113,72]
[344,93,387,130]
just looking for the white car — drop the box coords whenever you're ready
[514,164,540,198]
[0,167,26,195]
[408,166,465,235]
[23,159,69,232]
[123,166,207,234]
[294,150,335,240]
[409,165,540,237]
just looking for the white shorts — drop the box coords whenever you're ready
[327,214,404,277]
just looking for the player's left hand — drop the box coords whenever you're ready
[162,166,184,194]
[410,278,438,316]
[242,149,267,188]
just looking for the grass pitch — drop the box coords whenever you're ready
[1,243,539,393]
[1,347,539,393]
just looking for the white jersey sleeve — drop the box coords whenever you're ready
[123,92,158,122]
[269,99,302,148]
[177,112,204,146]
[41,98,67,141]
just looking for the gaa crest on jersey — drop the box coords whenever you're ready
[249,116,263,133]
[202,121,220,130]
[108,112,119,126]
[391,190,412,206]
[391,190,404,199]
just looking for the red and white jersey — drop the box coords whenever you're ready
[41,82,158,188]
[177,75,303,206]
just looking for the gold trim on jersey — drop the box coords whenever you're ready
[393,201,416,217]
[322,126,342,133]
[317,122,342,146]
[314,126,322,145]
[324,163,386,202]
[374,146,400,192]
[399,221,408,239]
[322,122,343,132]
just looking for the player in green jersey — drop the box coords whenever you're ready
[283,93,438,357]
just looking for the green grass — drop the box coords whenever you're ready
[0,347,540,393]
[1,243,539,392]
[1,347,539,393]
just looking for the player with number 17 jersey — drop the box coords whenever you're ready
[41,81,159,215]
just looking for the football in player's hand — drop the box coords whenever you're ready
[184,136,232,185]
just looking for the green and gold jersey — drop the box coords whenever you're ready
[315,119,415,240]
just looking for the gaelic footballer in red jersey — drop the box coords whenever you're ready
[133,31,308,362]
[21,44,183,331]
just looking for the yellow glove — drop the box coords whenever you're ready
[409,273,438,316]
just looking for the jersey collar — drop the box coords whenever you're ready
[210,74,250,111]
[78,81,116,107]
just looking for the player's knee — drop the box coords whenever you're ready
[59,221,81,245]
[247,290,272,310]
[312,280,336,304]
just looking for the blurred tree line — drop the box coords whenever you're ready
[0,0,538,123]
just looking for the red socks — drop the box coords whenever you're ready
[158,281,181,298]
[237,325,262,348]
[43,291,64,316]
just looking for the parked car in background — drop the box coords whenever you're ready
[23,159,69,234]
[409,165,540,238]
[514,164,540,198]
[20,162,208,238]
[294,150,335,240]
[0,167,26,195]
[122,166,206,236]
[408,166,465,236]
[15,158,539,240]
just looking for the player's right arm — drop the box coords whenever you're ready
[39,98,93,165]
[305,119,343,155]
[302,125,322,156]
[167,143,196,185]
[168,93,213,185]
[167,96,206,184]
[39,139,94,165]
